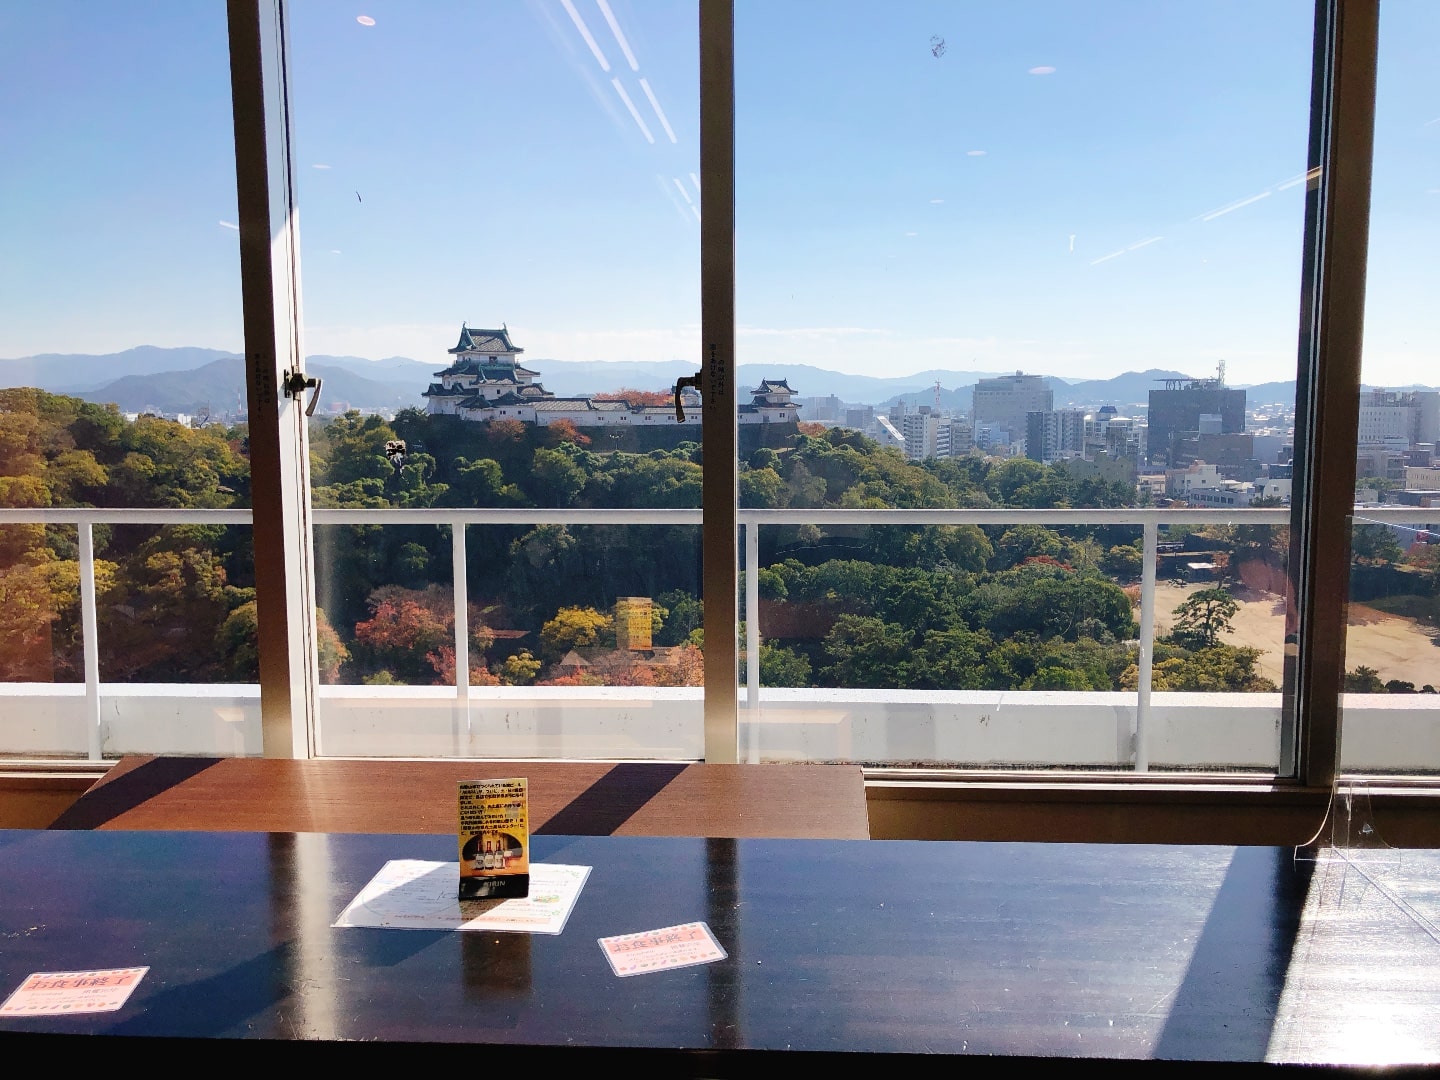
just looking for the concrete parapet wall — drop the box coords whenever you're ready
[0,684,1432,772]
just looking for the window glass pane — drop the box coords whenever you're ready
[287,2,701,757]
[1340,0,1440,775]
[0,5,253,759]
[735,1,1310,771]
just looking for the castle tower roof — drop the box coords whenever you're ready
[449,325,523,355]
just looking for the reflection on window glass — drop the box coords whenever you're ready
[288,3,702,753]
[0,5,253,758]
[1341,1,1440,775]
[736,1,1309,770]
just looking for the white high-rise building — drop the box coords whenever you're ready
[1357,390,1440,447]
[972,372,1052,444]
[901,408,955,461]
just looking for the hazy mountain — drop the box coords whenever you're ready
[308,354,436,378]
[1239,380,1301,405]
[1054,369,1194,409]
[0,346,242,394]
[0,349,1009,407]
[6,347,1430,417]
[71,357,423,416]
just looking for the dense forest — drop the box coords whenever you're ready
[2,388,1434,692]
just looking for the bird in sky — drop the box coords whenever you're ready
[356,191,362,203]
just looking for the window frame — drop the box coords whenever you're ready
[227,0,1384,795]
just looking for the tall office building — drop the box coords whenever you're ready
[1025,409,1087,463]
[972,372,1052,445]
[1357,389,1440,447]
[1146,376,1246,465]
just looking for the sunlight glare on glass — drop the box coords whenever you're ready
[356,15,376,27]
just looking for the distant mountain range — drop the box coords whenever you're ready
[2,345,1429,417]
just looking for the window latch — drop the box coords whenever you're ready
[283,369,323,417]
[674,374,701,422]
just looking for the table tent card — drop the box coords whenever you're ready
[458,777,529,900]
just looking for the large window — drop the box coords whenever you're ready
[1339,0,1440,775]
[287,3,704,758]
[732,1,1309,771]
[0,3,255,758]
[0,1,1399,796]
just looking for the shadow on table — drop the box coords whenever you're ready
[1153,847,1313,1061]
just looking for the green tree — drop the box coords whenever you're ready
[540,606,614,659]
[530,447,588,506]
[654,590,702,646]
[1169,587,1239,649]
[1137,643,1276,692]
[447,457,526,507]
[1351,523,1404,565]
[1101,543,1144,580]
[310,411,395,486]
[739,466,786,508]
[499,649,542,685]
[1344,665,1385,692]
[821,615,911,688]
[992,525,1063,570]
[908,627,990,690]
[758,643,810,687]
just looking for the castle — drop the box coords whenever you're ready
[423,325,798,430]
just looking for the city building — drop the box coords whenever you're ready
[1165,462,1226,501]
[1024,408,1087,463]
[1357,389,1440,447]
[1146,374,1246,465]
[1406,465,1440,491]
[798,394,843,422]
[900,407,956,461]
[972,372,1052,447]
[1083,412,1146,462]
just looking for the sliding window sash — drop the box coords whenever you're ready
[700,0,739,763]
[227,0,318,758]
[1287,0,1378,786]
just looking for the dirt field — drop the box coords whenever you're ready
[1150,581,1440,688]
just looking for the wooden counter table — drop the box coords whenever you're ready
[3,829,1438,1072]
[49,755,870,839]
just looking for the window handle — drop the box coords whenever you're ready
[674,374,701,422]
[283,369,323,417]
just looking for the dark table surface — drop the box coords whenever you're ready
[2,829,1438,1070]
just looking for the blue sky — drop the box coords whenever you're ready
[0,1,1435,386]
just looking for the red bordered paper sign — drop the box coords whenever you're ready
[598,921,727,977]
[0,967,149,1016]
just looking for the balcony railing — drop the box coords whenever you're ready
[3,504,1432,769]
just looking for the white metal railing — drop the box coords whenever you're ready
[10,503,1430,765]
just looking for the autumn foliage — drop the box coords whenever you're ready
[593,387,673,407]
[352,585,495,685]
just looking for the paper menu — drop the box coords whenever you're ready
[334,859,589,934]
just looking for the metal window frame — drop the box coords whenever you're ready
[1286,0,1378,788]
[700,0,739,763]
[222,0,1381,781]
[227,0,318,758]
